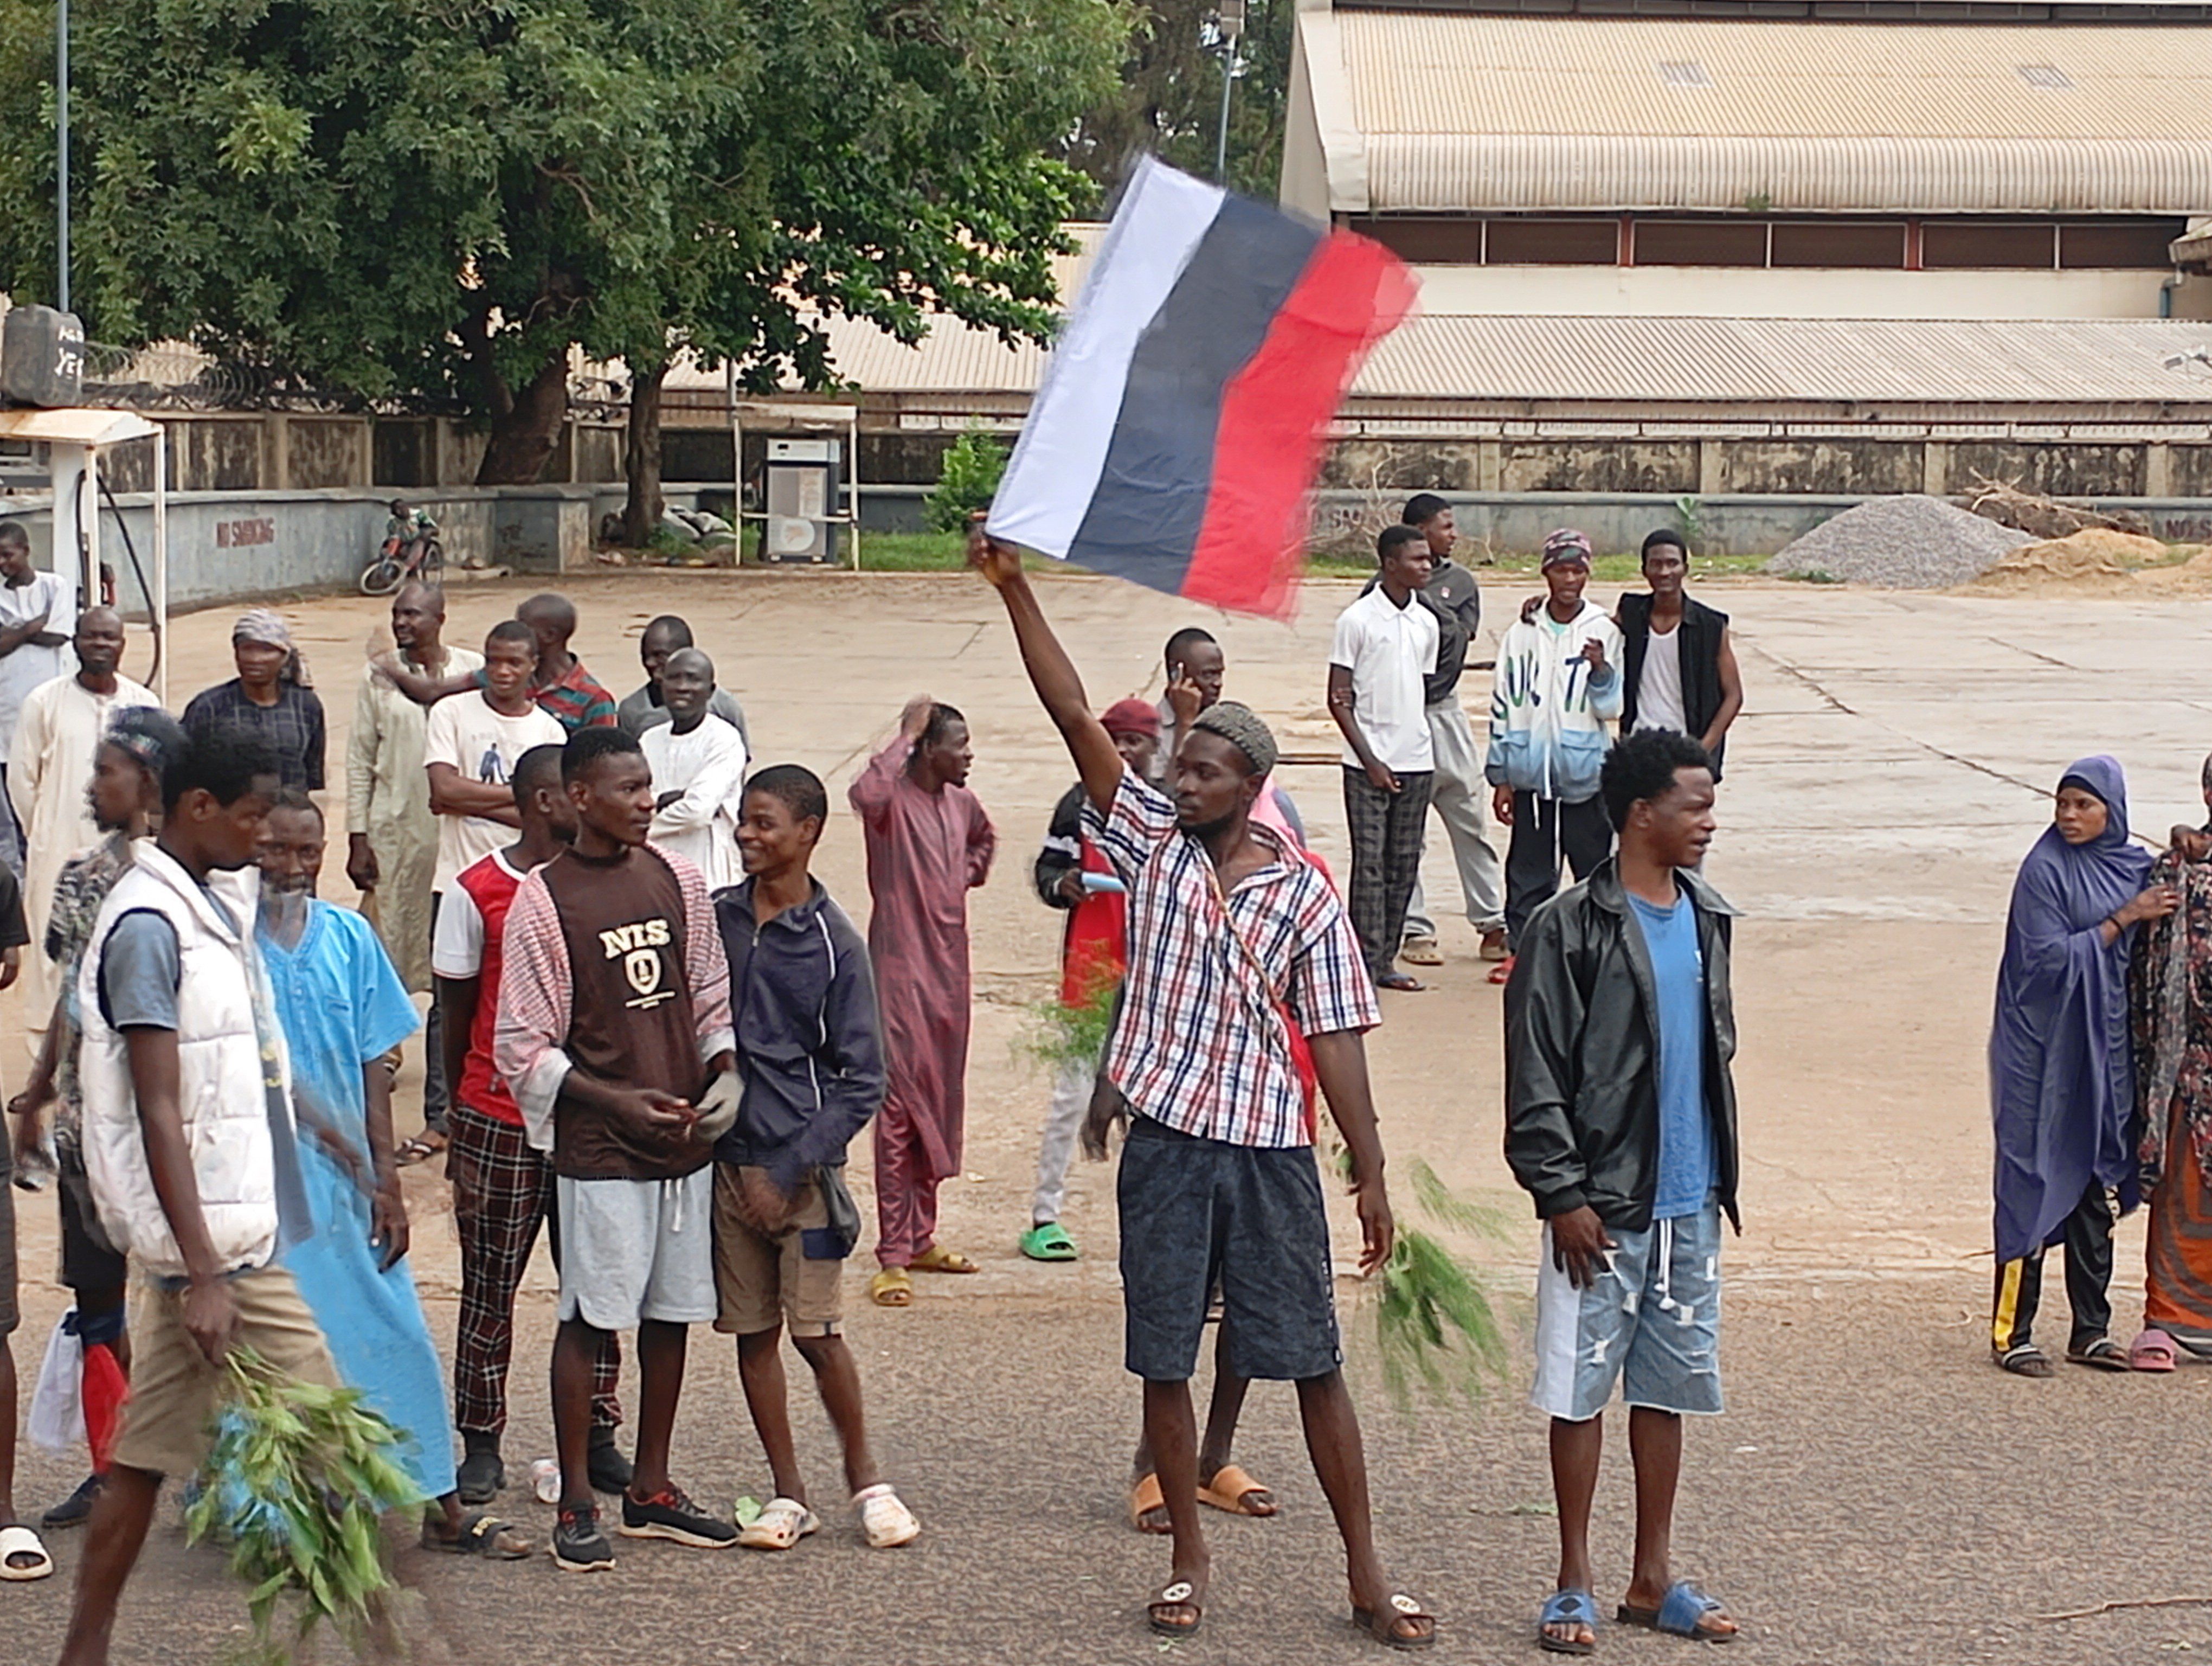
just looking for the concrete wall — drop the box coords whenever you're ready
[1319,434,2211,505]
[0,485,616,614]
[1304,489,2212,558]
[1404,263,2212,321]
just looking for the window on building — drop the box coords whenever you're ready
[1342,217,1483,264]
[1632,220,1767,267]
[1484,219,1618,265]
[1921,222,2056,268]
[1770,221,1905,268]
[2061,220,2186,268]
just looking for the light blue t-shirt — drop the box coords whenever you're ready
[1627,887,1714,1220]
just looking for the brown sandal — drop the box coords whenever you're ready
[1353,1592,1438,1650]
[1128,1472,1169,1533]
[1198,1463,1276,1516]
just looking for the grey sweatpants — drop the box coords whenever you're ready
[1031,1057,1092,1225]
[1404,699,1505,938]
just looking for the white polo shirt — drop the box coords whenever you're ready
[1329,585,1439,773]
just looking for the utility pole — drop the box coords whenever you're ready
[57,0,69,313]
[1213,0,1245,187]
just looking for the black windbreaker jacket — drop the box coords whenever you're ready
[1503,857,1742,1234]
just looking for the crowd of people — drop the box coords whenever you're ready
[0,484,2080,1656]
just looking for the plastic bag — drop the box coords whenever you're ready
[28,1310,85,1451]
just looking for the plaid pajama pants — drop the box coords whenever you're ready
[1342,766,1435,982]
[448,1104,622,1439]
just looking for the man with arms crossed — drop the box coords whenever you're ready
[1507,729,1742,1652]
[496,728,740,1572]
[973,528,1433,1649]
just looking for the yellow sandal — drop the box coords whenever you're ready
[910,1245,980,1274]
[870,1268,914,1307]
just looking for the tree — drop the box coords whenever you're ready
[1062,0,1290,202]
[0,0,1129,520]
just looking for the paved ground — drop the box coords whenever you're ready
[9,568,2212,1663]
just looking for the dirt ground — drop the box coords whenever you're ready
[9,567,2212,1664]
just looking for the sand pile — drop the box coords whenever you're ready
[1966,529,2153,592]
[1766,497,2030,587]
[1964,528,2212,594]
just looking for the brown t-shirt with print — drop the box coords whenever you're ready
[539,844,712,1181]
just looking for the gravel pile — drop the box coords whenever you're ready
[1765,495,2031,587]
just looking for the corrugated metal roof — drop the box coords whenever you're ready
[1353,315,2212,402]
[1321,12,2212,210]
[681,309,2212,409]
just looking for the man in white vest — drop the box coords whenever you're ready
[56,729,338,1666]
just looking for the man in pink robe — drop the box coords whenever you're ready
[849,696,995,1305]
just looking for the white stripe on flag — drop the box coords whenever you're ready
[986,157,1225,560]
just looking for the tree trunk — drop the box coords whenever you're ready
[620,357,668,547]
[474,351,570,484]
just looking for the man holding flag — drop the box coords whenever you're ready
[971,525,1435,1650]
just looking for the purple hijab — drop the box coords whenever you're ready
[1990,755,2152,1263]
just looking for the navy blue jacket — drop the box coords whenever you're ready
[712,878,885,1195]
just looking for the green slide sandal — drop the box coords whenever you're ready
[1019,1222,1080,1262]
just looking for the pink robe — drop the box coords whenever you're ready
[849,740,995,1181]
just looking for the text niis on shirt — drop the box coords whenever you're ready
[600,917,677,1010]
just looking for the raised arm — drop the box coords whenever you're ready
[968,524,1124,813]
[848,699,931,825]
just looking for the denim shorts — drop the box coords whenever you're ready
[1117,1116,1341,1383]
[1531,1200,1723,1422]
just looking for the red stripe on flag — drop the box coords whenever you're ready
[1179,230,1417,619]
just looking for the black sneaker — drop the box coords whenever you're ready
[455,1449,504,1506]
[619,1486,738,1548]
[42,1473,102,1529]
[551,1505,615,1573]
[585,1434,634,1496]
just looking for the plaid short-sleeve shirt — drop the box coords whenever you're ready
[1082,769,1378,1149]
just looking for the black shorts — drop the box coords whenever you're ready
[1116,1115,1340,1383]
[59,1144,127,1297]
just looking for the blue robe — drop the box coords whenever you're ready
[263,900,455,1500]
[1990,755,2153,1265]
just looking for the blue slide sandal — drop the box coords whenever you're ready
[1618,1580,1736,1643]
[1539,1588,1599,1655]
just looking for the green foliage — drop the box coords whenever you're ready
[0,0,1132,473]
[924,427,1010,532]
[185,1348,422,1663]
[1063,0,1291,201]
[1022,975,1120,1073]
[1674,495,1703,552]
[1350,1157,1513,1413]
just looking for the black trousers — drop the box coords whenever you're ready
[1342,766,1434,982]
[1504,791,1614,948]
[1991,1181,2115,1356]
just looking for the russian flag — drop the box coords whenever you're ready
[986,157,1416,620]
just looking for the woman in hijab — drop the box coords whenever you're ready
[1990,757,2177,1376]
[180,608,325,793]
